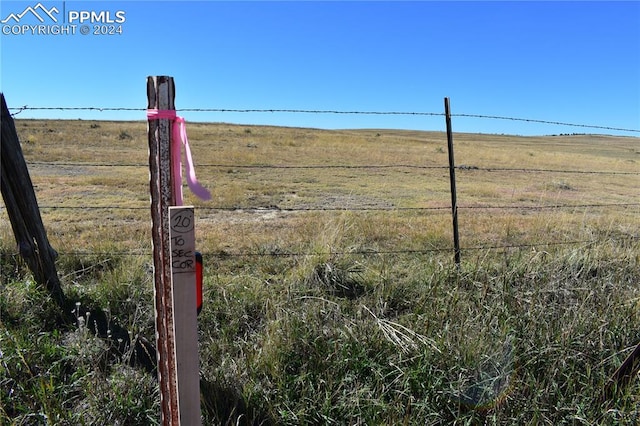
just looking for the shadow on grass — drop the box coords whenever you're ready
[200,378,275,426]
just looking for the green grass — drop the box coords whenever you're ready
[1,119,639,424]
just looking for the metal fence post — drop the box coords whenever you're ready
[444,97,461,267]
[147,76,180,425]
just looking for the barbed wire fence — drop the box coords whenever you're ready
[8,105,640,135]
[2,105,639,261]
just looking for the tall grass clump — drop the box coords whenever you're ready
[0,246,159,425]
[195,236,640,425]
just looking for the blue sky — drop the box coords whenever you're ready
[1,1,639,136]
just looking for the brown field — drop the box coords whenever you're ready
[5,119,638,259]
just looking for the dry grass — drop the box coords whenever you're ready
[9,119,639,257]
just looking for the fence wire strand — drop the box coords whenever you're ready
[2,202,636,213]
[25,160,640,176]
[9,105,640,133]
[4,236,635,261]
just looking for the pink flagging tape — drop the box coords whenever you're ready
[147,109,212,205]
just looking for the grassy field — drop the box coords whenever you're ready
[1,119,639,424]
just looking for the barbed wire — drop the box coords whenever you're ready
[2,236,635,261]
[3,202,632,213]
[453,113,640,134]
[9,105,640,134]
[456,167,640,175]
[460,202,640,210]
[200,164,446,170]
[0,205,450,212]
[184,108,445,117]
[26,161,640,176]
[26,161,449,170]
[9,106,145,115]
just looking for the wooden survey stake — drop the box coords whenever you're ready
[169,206,202,426]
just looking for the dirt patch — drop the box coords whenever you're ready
[198,208,300,225]
[198,194,394,225]
[287,193,395,211]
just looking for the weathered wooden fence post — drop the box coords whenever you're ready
[444,97,461,267]
[2,93,156,372]
[0,93,65,306]
[147,76,201,425]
